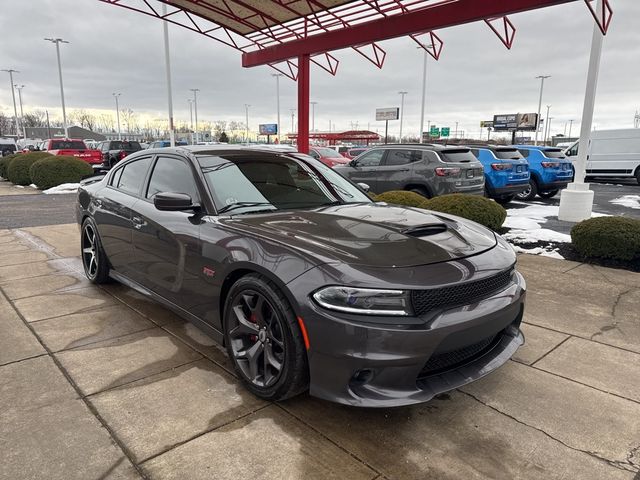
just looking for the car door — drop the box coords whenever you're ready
[339,149,386,191]
[93,155,153,276]
[128,154,203,308]
[376,148,421,192]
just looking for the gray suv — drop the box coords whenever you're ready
[333,144,485,197]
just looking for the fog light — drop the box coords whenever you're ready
[352,369,374,385]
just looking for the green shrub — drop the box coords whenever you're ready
[571,216,640,261]
[0,154,18,179]
[30,155,93,190]
[6,152,52,185]
[375,190,430,209]
[424,194,507,230]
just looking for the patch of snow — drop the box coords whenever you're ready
[29,183,38,189]
[504,228,571,243]
[610,195,640,210]
[43,183,80,195]
[512,245,564,259]
[14,185,25,189]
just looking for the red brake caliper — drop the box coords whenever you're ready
[249,314,258,343]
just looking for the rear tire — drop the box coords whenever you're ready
[635,168,640,186]
[81,218,110,284]
[495,195,515,205]
[538,189,559,199]
[408,187,431,199]
[223,274,309,401]
[515,180,538,201]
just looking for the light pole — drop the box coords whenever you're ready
[310,101,318,132]
[290,109,296,134]
[568,119,574,139]
[418,48,428,143]
[160,3,175,146]
[544,105,551,145]
[534,75,551,146]
[188,99,194,144]
[14,84,27,140]
[398,91,408,142]
[112,93,121,140]
[190,88,199,143]
[547,117,554,144]
[44,38,70,138]
[2,69,21,138]
[271,73,283,139]
[244,104,251,142]
[455,121,459,139]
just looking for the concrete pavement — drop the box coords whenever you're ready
[0,223,639,480]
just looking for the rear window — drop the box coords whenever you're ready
[517,149,530,158]
[51,140,87,150]
[1,144,17,153]
[438,149,476,163]
[111,141,142,151]
[349,148,367,156]
[494,149,524,160]
[542,149,566,159]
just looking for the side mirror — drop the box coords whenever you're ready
[349,159,358,167]
[357,182,370,192]
[153,192,197,211]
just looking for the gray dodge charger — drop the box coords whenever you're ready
[76,146,525,407]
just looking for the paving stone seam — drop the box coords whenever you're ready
[0,286,149,480]
[526,362,640,407]
[530,335,573,366]
[274,403,383,478]
[459,389,640,474]
[610,288,638,321]
[1,282,89,301]
[524,320,640,357]
[136,403,274,465]
[0,352,48,368]
[81,357,204,399]
[22,300,119,324]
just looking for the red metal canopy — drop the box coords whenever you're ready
[100,0,607,154]
[287,130,380,145]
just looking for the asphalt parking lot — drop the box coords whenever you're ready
[1,188,639,479]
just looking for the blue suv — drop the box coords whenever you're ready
[513,146,573,200]
[468,146,530,204]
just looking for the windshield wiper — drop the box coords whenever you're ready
[217,202,275,214]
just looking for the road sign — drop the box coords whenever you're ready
[441,127,450,137]
[429,126,440,137]
[376,107,399,121]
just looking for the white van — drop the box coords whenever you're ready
[565,128,640,184]
[0,137,17,156]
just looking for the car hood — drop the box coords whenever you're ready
[218,203,497,267]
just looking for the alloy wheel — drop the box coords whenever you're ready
[516,184,532,200]
[228,290,286,388]
[82,223,98,278]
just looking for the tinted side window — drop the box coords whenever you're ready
[357,150,385,167]
[385,149,421,166]
[146,156,198,200]
[116,157,152,195]
[469,149,480,158]
[517,149,530,158]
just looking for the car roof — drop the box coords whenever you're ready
[464,144,520,152]
[367,143,472,152]
[513,145,562,151]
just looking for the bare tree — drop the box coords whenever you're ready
[98,113,115,133]
[0,113,12,136]
[22,110,47,128]
[119,108,137,134]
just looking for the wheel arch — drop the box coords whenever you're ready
[404,183,433,198]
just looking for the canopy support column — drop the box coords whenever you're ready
[297,54,310,154]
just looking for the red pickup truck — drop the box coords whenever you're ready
[38,139,102,165]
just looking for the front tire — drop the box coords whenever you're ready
[515,180,538,201]
[223,274,309,401]
[538,189,559,199]
[81,218,110,284]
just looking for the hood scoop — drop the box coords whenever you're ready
[400,223,448,237]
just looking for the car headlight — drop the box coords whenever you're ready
[312,286,412,316]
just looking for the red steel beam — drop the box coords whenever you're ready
[243,0,577,67]
[297,54,311,154]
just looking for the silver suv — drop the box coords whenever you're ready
[333,144,484,197]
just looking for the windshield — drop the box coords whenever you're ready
[51,140,87,150]
[494,149,524,160]
[314,147,343,158]
[198,153,371,214]
[542,149,566,159]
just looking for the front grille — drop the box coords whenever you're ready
[418,332,501,378]
[411,268,513,316]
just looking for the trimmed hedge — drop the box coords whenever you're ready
[30,155,93,190]
[425,194,507,231]
[6,152,52,185]
[571,216,640,261]
[0,154,18,179]
[375,190,430,209]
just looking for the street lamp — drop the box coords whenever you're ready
[455,121,459,139]
[568,119,574,139]
[418,48,428,143]
[310,101,318,132]
[398,91,408,142]
[534,75,551,146]
[271,73,283,139]
[2,69,21,138]
[112,93,121,140]
[244,104,251,142]
[290,109,296,134]
[44,38,70,138]
[190,88,199,143]
[187,99,194,144]
[544,105,552,145]
[14,84,27,140]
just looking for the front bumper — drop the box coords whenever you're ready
[289,251,526,407]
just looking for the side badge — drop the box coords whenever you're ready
[203,266,215,277]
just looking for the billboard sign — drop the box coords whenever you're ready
[480,120,494,128]
[376,107,400,121]
[492,113,538,131]
[259,123,278,135]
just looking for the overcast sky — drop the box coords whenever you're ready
[1,0,639,140]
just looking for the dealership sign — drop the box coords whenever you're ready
[259,123,278,135]
[376,107,400,121]
[480,120,494,128]
[492,113,538,131]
